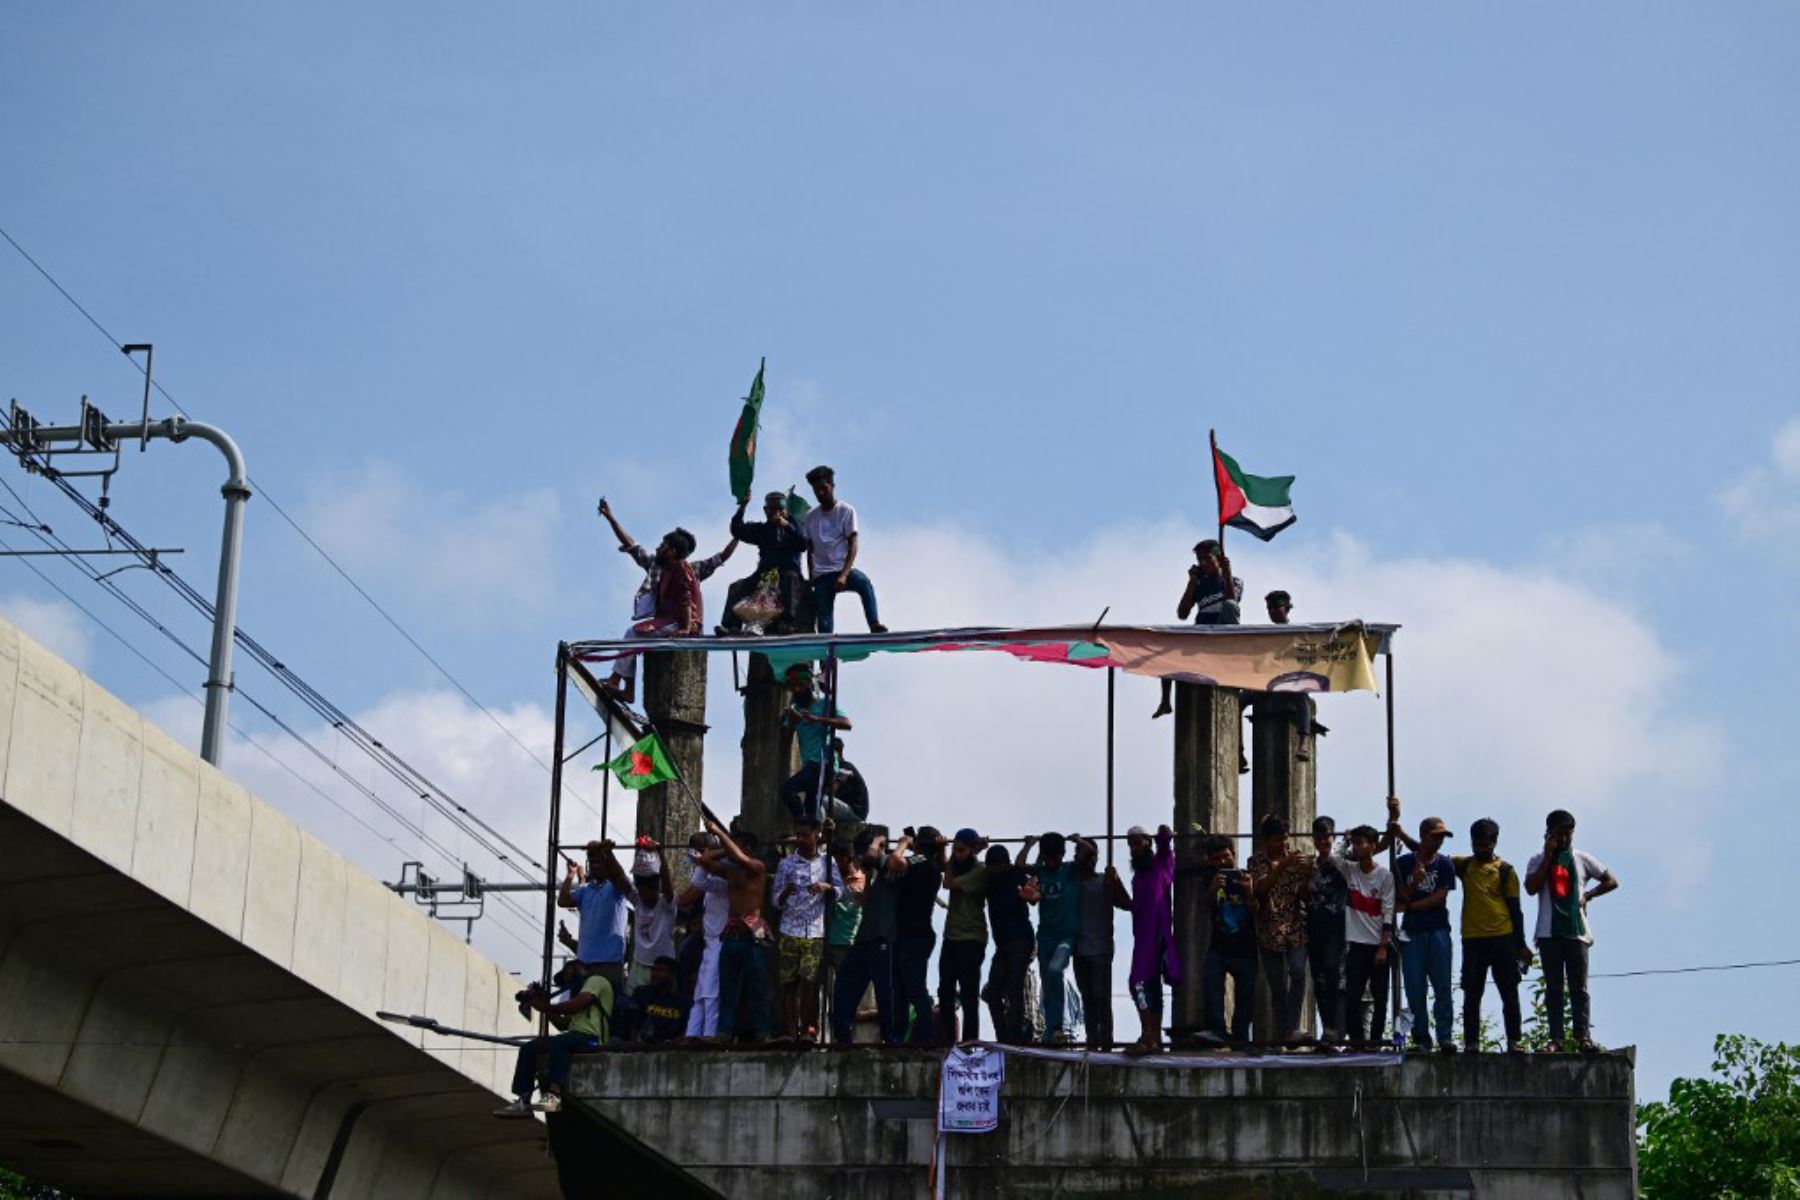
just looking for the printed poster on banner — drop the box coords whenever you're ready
[938,1046,1004,1134]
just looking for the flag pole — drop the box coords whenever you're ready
[1385,647,1401,1043]
[541,644,571,1036]
[1105,665,1117,870]
[599,719,613,846]
[1210,429,1224,551]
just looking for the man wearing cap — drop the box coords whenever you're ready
[721,490,811,634]
[596,498,738,704]
[626,844,676,993]
[1152,539,1244,718]
[1394,815,1460,1052]
[1307,816,1350,1043]
[1265,590,1293,624]
[940,828,991,1042]
[1524,810,1618,1053]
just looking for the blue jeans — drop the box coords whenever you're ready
[811,570,880,633]
[1400,927,1455,1048]
[1036,938,1074,1038]
[832,939,896,1043]
[510,1031,596,1100]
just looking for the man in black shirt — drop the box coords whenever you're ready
[720,491,810,634]
[893,827,945,1044]
[980,844,1036,1044]
[1307,816,1349,1043]
[830,826,908,1044]
[1198,835,1259,1045]
[629,956,690,1044]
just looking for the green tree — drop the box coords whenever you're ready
[1638,1034,1800,1199]
[0,1166,62,1199]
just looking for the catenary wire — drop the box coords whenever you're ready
[1,219,623,842]
[0,485,547,951]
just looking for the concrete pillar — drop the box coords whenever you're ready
[639,651,707,887]
[1170,683,1240,1042]
[737,654,798,850]
[1247,692,1319,1042]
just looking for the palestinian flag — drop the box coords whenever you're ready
[596,732,680,790]
[1213,444,1297,541]
[728,359,766,503]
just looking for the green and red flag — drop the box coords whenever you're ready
[596,732,680,790]
[1213,442,1297,541]
[728,359,766,503]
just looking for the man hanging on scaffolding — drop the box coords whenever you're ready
[719,490,810,634]
[779,663,861,824]
[1151,538,1244,719]
[596,497,737,705]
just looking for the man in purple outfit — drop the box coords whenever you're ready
[1125,823,1179,1051]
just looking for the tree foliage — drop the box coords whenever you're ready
[0,1167,62,1200]
[1638,1034,1800,1199]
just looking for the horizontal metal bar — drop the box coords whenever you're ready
[0,547,183,557]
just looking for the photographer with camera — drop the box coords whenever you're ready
[494,960,613,1118]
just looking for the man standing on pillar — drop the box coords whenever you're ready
[803,465,887,634]
[1394,815,1460,1053]
[720,491,810,634]
[596,498,737,705]
[680,833,731,1039]
[1126,824,1179,1052]
[1153,539,1243,719]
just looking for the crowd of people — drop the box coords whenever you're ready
[496,799,1620,1116]
[492,479,1622,1120]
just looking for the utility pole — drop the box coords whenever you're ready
[3,393,249,767]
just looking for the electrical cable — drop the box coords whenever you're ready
[1,219,622,842]
[0,485,546,951]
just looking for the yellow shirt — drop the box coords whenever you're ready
[1452,855,1519,940]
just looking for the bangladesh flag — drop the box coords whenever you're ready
[596,733,680,790]
[1213,444,1297,541]
[728,359,766,503]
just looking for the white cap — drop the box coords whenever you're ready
[632,849,660,878]
[1126,825,1150,839]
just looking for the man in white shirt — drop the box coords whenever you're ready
[680,837,731,1038]
[1524,810,1619,1053]
[1327,824,1396,1049]
[626,848,677,992]
[803,465,886,635]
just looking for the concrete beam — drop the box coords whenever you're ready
[639,651,707,877]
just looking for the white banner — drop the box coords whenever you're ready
[938,1045,1005,1134]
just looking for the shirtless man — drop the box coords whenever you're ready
[704,817,773,1042]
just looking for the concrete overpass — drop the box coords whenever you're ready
[0,612,559,1197]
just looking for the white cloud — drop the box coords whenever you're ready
[1719,417,1800,551]
[1,593,92,669]
[296,460,563,625]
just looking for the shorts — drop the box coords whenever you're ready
[780,935,825,983]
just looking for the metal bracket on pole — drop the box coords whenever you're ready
[0,397,250,767]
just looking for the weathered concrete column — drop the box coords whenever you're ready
[1248,692,1319,1041]
[640,651,707,885]
[1170,682,1240,1041]
[738,653,798,849]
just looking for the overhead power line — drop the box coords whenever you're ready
[0,480,546,952]
[0,219,622,843]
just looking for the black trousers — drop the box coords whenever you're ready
[1343,941,1391,1047]
[983,941,1033,1044]
[893,933,937,1044]
[1073,951,1114,1046]
[937,940,986,1042]
[1461,935,1523,1047]
[1308,923,1346,1037]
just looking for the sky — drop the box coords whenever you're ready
[3,3,1797,1102]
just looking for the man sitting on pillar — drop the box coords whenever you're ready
[1245,588,1327,759]
[779,664,858,823]
[596,497,737,705]
[1152,538,1244,719]
[720,490,810,635]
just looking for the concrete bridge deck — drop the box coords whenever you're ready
[0,613,556,1198]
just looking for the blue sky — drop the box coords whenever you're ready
[3,3,1797,1100]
